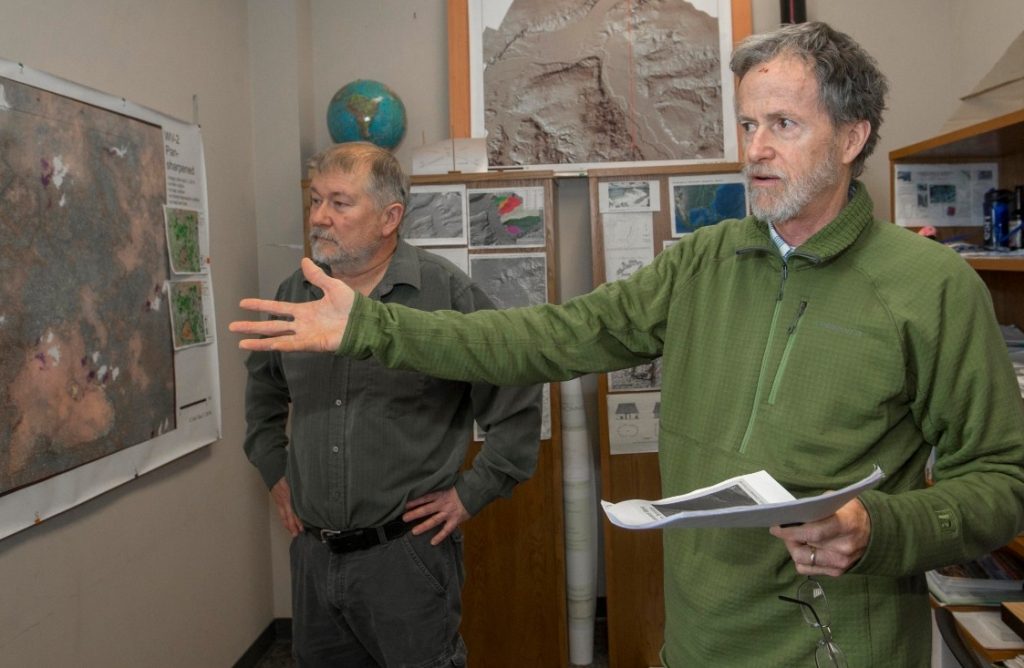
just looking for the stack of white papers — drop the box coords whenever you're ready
[601,466,884,530]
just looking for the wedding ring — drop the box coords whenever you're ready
[810,546,817,567]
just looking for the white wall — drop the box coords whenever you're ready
[806,0,958,220]
[0,1,271,665]
[310,0,451,170]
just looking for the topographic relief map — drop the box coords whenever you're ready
[0,76,176,495]
[483,0,724,166]
[404,189,466,244]
[469,254,548,308]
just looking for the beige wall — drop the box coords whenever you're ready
[0,0,271,665]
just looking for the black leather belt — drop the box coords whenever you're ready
[306,518,410,554]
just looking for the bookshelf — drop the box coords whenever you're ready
[892,110,1024,666]
[888,108,1024,329]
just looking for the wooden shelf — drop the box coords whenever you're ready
[890,109,1024,162]
[890,108,1024,328]
[1007,535,1024,561]
[966,256,1024,272]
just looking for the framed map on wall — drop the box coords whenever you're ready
[450,0,750,172]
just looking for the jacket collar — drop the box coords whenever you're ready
[737,181,875,265]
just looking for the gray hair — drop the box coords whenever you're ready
[730,21,888,178]
[307,141,409,211]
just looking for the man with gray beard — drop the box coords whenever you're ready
[233,24,1024,667]
[242,141,541,667]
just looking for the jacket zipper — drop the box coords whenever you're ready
[738,260,789,453]
[768,300,808,405]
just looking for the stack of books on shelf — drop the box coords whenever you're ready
[928,546,1024,605]
[950,606,1024,663]
[978,606,1024,667]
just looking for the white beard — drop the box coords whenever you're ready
[745,144,840,225]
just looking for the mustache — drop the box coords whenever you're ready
[310,229,338,243]
[743,165,785,179]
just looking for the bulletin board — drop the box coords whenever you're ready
[588,162,743,667]
[410,170,567,666]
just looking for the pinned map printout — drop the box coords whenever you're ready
[165,206,204,274]
[0,58,220,539]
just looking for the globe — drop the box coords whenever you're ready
[326,79,407,150]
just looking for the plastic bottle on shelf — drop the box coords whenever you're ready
[1009,185,1024,251]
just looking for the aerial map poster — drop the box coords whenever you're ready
[469,0,737,171]
[0,60,220,539]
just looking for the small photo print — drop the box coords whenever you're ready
[599,180,661,213]
[469,253,548,309]
[467,187,546,248]
[403,185,468,246]
[164,206,203,274]
[168,280,211,349]
[669,174,747,237]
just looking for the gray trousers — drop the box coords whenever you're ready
[290,528,467,668]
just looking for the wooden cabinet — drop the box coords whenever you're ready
[889,108,1024,329]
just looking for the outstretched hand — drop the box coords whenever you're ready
[229,258,354,353]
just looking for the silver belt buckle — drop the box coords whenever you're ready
[319,528,341,542]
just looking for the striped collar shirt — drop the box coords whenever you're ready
[768,222,796,260]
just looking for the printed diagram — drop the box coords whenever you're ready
[893,164,997,227]
[602,211,654,282]
[0,75,176,494]
[165,206,203,273]
[168,281,210,349]
[607,391,660,454]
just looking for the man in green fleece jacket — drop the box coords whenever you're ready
[232,22,1024,667]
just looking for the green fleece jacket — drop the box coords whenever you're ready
[339,183,1024,667]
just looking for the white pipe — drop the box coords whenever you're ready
[561,378,598,666]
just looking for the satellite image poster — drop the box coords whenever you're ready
[0,59,220,539]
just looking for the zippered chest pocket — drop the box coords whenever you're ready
[761,300,905,434]
[768,300,807,406]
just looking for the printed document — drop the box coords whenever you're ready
[601,466,884,529]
